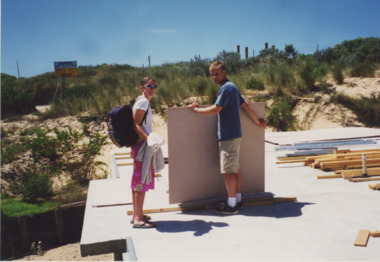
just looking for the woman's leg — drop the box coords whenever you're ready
[133,191,146,224]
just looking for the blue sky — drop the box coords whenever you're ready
[2,0,380,78]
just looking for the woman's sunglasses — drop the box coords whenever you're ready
[143,84,157,89]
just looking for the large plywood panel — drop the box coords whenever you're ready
[168,103,265,204]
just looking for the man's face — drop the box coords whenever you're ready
[210,68,226,86]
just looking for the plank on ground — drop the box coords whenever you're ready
[126,196,297,215]
[320,158,380,171]
[368,183,380,190]
[340,167,380,179]
[370,231,380,237]
[354,229,370,247]
[349,177,380,182]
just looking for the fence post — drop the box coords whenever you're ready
[55,209,65,244]
[17,216,28,254]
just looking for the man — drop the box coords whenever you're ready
[189,61,267,215]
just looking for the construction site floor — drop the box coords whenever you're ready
[81,128,380,261]
[114,137,380,261]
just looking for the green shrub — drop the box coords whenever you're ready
[267,97,296,131]
[193,78,209,95]
[349,62,376,77]
[333,93,380,127]
[55,182,87,204]
[206,83,219,104]
[296,58,325,93]
[331,62,344,84]
[29,129,61,161]
[22,173,53,203]
[246,76,265,90]
[1,143,26,164]
[1,73,36,119]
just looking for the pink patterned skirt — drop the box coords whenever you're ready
[130,140,155,192]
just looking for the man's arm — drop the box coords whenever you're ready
[189,102,222,115]
[241,102,267,128]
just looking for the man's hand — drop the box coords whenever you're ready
[188,102,199,112]
[257,119,267,128]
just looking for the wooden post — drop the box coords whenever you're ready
[17,216,29,254]
[54,209,65,244]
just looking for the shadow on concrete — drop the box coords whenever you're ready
[175,201,313,219]
[239,201,313,219]
[155,220,228,236]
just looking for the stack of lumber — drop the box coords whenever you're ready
[276,148,380,182]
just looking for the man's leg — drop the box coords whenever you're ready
[223,173,237,198]
[235,169,244,209]
[236,169,242,194]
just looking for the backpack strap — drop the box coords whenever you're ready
[133,96,150,126]
[140,106,149,125]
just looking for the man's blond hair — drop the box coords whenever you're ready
[209,61,226,72]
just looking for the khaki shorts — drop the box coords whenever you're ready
[219,137,242,174]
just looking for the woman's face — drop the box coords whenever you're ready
[141,79,157,99]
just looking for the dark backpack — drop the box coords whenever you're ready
[106,99,148,147]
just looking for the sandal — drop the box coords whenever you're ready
[133,221,157,229]
[130,215,151,224]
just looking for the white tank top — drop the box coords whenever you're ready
[132,96,153,135]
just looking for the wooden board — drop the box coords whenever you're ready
[320,158,380,171]
[354,229,370,247]
[370,231,380,237]
[349,177,380,182]
[126,196,297,215]
[341,167,380,179]
[368,183,380,190]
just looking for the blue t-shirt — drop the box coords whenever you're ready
[215,80,245,141]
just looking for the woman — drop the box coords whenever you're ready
[131,76,157,228]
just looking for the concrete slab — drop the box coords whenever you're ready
[91,178,132,207]
[125,133,380,261]
[82,129,380,261]
[80,180,131,257]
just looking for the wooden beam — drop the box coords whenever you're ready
[273,196,297,203]
[354,229,370,247]
[345,163,380,170]
[117,162,133,166]
[126,196,297,215]
[320,158,380,171]
[340,167,380,179]
[115,156,132,160]
[313,154,380,168]
[370,231,380,237]
[114,152,130,156]
[368,183,380,190]
[349,177,380,182]
[276,159,307,164]
[317,174,342,179]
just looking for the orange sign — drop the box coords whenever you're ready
[54,67,78,77]
[54,61,78,77]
